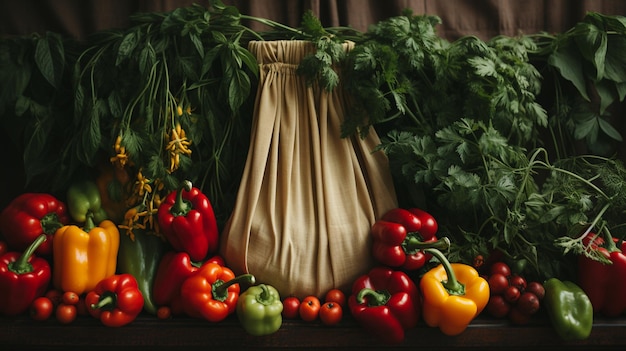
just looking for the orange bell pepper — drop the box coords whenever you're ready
[52,215,120,294]
[420,247,490,336]
[180,262,254,322]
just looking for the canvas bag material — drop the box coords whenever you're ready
[220,40,398,298]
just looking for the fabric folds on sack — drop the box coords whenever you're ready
[220,40,398,298]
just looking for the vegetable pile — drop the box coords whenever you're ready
[2,0,626,345]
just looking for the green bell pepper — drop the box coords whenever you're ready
[543,278,593,341]
[66,180,109,224]
[117,228,168,314]
[236,284,283,336]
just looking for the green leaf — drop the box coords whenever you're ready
[189,33,204,58]
[573,112,598,140]
[34,32,65,88]
[79,99,103,165]
[598,117,623,141]
[236,46,258,77]
[603,35,626,83]
[138,42,156,75]
[548,43,589,101]
[594,79,616,114]
[116,31,138,66]
[574,22,607,80]
[23,110,52,173]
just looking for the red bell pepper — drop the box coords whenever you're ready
[371,208,446,270]
[0,240,7,257]
[180,262,255,322]
[0,235,51,316]
[0,193,69,255]
[578,230,626,317]
[153,251,224,315]
[348,266,421,344]
[86,273,144,327]
[157,180,219,261]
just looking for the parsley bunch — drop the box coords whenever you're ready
[340,11,626,280]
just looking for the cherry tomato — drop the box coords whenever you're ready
[319,302,343,326]
[489,262,511,277]
[486,295,510,318]
[282,296,301,319]
[62,291,80,305]
[299,296,321,322]
[56,303,77,325]
[509,275,527,291]
[517,292,540,315]
[324,289,346,308]
[30,297,54,321]
[488,273,509,295]
[504,286,520,303]
[473,254,485,269]
[157,306,172,319]
[526,281,545,300]
[45,289,63,307]
[508,305,531,325]
[408,208,438,238]
[75,295,89,316]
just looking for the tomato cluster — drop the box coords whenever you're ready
[30,289,87,324]
[281,288,345,326]
[484,262,545,324]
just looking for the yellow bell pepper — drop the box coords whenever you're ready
[420,247,490,336]
[52,215,120,294]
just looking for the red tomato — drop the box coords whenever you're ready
[526,281,545,300]
[517,292,540,315]
[508,305,531,325]
[486,295,510,318]
[282,296,301,319]
[299,296,320,322]
[324,289,346,308]
[319,302,343,326]
[56,304,77,325]
[509,275,527,291]
[62,291,80,305]
[489,262,511,277]
[504,286,520,303]
[488,273,509,295]
[45,289,63,307]
[157,306,172,320]
[76,295,89,316]
[30,297,54,321]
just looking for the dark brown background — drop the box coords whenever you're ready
[2,0,626,208]
[2,0,626,40]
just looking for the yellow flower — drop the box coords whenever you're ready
[110,135,130,168]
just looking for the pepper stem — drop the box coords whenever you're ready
[404,235,450,254]
[424,244,466,296]
[601,227,620,253]
[257,284,275,304]
[170,180,193,217]
[356,288,391,306]
[212,274,256,302]
[83,212,96,231]
[91,292,117,311]
[8,234,47,274]
[40,213,64,235]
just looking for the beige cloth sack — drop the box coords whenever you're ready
[220,40,398,298]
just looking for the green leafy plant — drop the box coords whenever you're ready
[532,12,626,157]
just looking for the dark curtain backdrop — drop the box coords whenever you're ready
[2,0,626,40]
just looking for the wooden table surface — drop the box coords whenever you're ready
[2,312,626,350]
